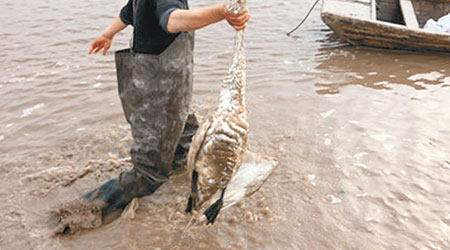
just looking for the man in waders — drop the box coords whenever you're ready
[64,0,249,230]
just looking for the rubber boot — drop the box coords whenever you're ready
[80,178,132,224]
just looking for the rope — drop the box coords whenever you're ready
[286,0,321,36]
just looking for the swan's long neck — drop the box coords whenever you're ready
[218,0,247,114]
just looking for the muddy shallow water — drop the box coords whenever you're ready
[1,0,450,249]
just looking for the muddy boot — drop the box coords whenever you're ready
[49,178,130,235]
[50,172,162,235]
[81,178,131,224]
[49,179,130,235]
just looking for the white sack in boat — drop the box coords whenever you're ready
[424,13,450,33]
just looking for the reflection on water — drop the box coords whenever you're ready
[1,0,450,249]
[315,44,450,95]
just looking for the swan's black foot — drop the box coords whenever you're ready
[186,196,196,213]
[203,188,226,225]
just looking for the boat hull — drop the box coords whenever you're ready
[321,0,450,52]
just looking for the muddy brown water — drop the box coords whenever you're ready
[1,0,450,249]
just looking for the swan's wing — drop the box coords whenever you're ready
[214,150,278,209]
[197,150,278,223]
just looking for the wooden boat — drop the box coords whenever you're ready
[320,0,450,52]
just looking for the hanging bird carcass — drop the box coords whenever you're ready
[185,0,278,225]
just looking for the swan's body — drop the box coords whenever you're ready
[186,1,249,224]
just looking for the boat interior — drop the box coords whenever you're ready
[376,0,450,28]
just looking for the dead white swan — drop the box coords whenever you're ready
[185,0,277,225]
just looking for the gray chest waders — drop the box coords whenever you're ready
[53,2,198,234]
[115,30,198,198]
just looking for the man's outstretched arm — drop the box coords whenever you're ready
[166,4,250,33]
